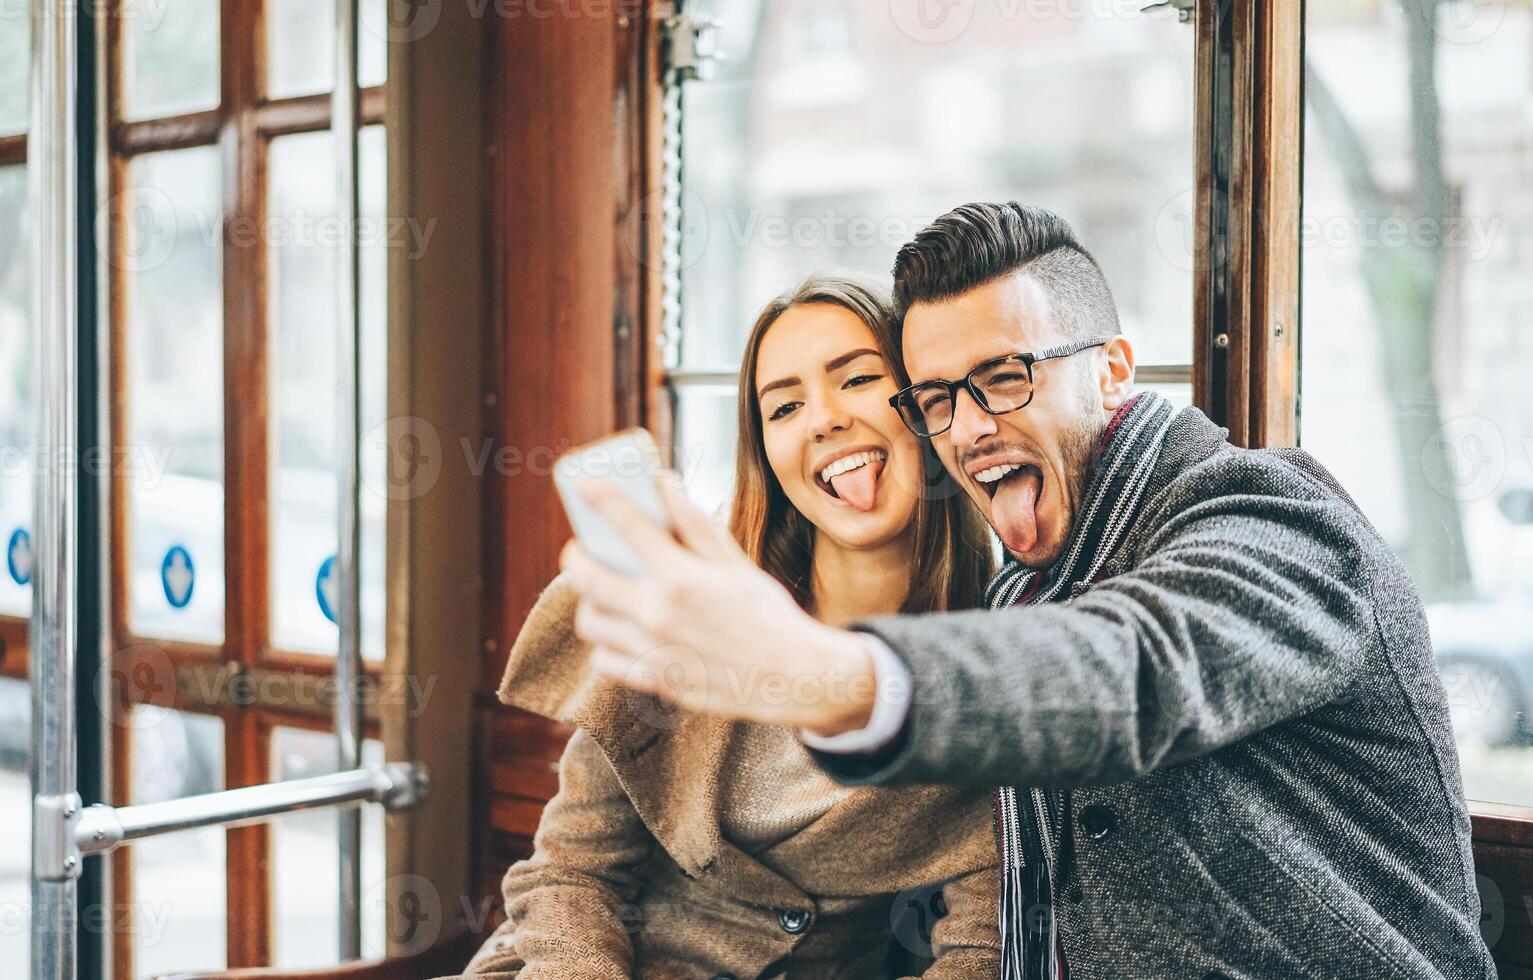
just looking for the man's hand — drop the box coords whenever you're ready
[560,476,877,735]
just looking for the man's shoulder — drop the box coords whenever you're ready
[1138,407,1383,557]
[1151,406,1366,512]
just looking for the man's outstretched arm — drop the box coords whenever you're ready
[813,484,1376,789]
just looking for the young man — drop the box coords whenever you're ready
[562,203,1494,979]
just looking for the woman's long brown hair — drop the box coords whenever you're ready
[726,274,995,614]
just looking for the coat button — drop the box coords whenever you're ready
[1202,972,1232,980]
[777,908,811,934]
[1078,804,1117,841]
[710,975,737,980]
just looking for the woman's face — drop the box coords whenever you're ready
[754,303,924,551]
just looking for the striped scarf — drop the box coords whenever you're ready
[987,391,1177,980]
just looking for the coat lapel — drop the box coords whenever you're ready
[497,577,809,908]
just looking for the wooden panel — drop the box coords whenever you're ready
[1473,809,1533,979]
[480,703,571,834]
[491,704,575,763]
[475,702,571,916]
[1248,0,1301,447]
[490,796,553,840]
[484,0,629,693]
[474,0,655,910]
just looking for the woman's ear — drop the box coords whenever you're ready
[1099,335,1136,411]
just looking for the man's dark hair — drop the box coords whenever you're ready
[891,202,1121,344]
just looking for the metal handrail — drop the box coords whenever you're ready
[75,763,429,857]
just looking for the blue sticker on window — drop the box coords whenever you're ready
[161,545,195,609]
[316,555,338,625]
[7,528,31,586]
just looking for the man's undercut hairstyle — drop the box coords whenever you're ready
[891,202,1121,345]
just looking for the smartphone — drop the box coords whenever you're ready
[553,428,672,577]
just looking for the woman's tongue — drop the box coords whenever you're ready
[828,460,881,512]
[991,467,1042,554]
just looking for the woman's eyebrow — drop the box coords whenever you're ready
[824,348,883,372]
[757,348,881,397]
[757,375,802,398]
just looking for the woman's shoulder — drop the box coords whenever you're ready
[496,574,600,723]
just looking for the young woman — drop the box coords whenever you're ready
[462,276,999,979]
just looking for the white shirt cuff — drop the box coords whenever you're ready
[798,636,912,755]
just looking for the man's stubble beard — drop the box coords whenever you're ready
[1018,378,1109,570]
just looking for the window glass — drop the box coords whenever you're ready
[0,677,29,976]
[122,0,220,121]
[267,0,387,99]
[673,385,737,518]
[1302,3,1533,805]
[130,707,227,978]
[0,165,30,618]
[0,6,28,135]
[677,0,1195,507]
[1138,381,1192,412]
[124,147,225,644]
[269,728,386,968]
[267,127,387,660]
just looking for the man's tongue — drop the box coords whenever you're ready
[991,468,1042,554]
[829,461,880,513]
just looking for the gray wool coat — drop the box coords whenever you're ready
[815,405,1497,980]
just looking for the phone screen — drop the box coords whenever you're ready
[553,429,671,577]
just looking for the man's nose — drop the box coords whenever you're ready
[946,387,996,451]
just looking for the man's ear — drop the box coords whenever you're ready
[1100,335,1135,411]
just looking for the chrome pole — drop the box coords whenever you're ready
[75,763,429,856]
[28,0,80,975]
[332,0,365,959]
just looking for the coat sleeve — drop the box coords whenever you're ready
[464,727,657,979]
[900,864,1002,979]
[816,463,1377,790]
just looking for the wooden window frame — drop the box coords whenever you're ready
[98,0,387,973]
[1193,0,1300,450]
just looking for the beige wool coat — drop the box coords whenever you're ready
[457,577,1000,979]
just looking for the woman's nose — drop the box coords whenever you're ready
[806,395,851,441]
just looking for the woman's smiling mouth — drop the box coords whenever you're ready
[813,448,888,512]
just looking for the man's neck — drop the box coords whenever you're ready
[1091,391,1144,469]
[809,528,915,625]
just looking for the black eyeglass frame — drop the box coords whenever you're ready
[888,338,1110,437]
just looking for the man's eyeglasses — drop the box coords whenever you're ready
[889,338,1109,438]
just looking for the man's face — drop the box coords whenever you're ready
[902,272,1113,568]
